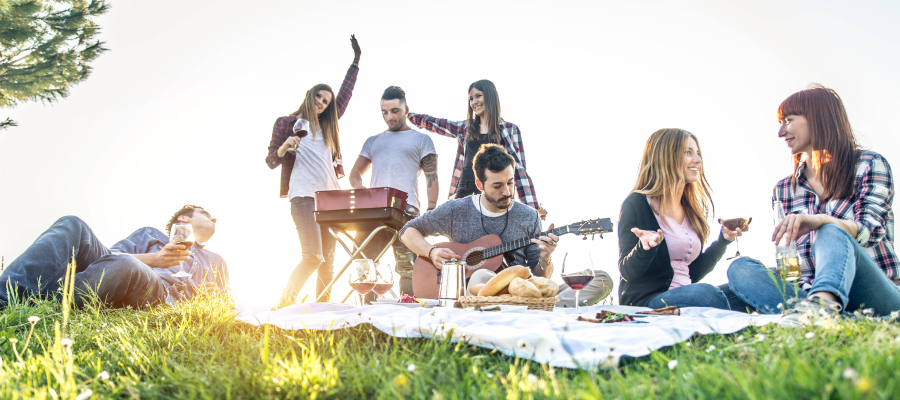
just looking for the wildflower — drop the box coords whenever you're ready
[75,389,93,400]
[842,368,858,380]
[891,311,899,319]
[777,303,784,310]
[855,377,874,393]
[8,338,17,344]
[393,374,410,388]
[736,335,744,342]
[685,342,691,347]
[408,364,416,372]
[272,377,279,383]
[756,334,766,341]
[101,323,107,328]
[486,373,494,378]
[28,316,40,324]
[805,332,814,339]
[97,371,110,380]
[706,345,716,353]
[61,338,74,349]
[668,360,678,370]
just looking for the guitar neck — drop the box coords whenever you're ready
[482,226,570,259]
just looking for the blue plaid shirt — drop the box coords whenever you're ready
[111,227,229,303]
[773,151,896,288]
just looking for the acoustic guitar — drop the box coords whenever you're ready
[412,218,614,298]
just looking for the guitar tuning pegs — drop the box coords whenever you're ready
[599,232,604,239]
[582,236,587,241]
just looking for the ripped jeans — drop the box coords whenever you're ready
[282,197,336,304]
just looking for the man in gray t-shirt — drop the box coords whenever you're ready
[349,86,438,296]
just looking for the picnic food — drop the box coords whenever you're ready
[399,294,418,304]
[528,276,559,297]
[469,284,485,296]
[636,305,681,315]
[478,266,531,296]
[508,277,542,298]
[577,310,635,323]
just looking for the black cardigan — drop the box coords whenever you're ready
[617,192,731,307]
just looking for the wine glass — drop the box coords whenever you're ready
[168,223,194,278]
[348,259,376,306]
[560,252,595,315]
[371,263,394,301]
[719,217,751,261]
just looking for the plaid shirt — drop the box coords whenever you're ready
[407,114,540,209]
[265,64,358,198]
[773,151,897,287]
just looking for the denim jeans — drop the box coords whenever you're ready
[354,204,419,297]
[282,197,336,304]
[646,283,731,310]
[0,216,168,309]
[727,224,900,316]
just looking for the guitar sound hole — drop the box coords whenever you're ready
[466,251,484,266]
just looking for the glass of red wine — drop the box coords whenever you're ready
[348,259,376,306]
[560,252,594,315]
[371,263,394,301]
[168,223,194,279]
[719,217,751,260]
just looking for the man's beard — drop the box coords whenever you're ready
[484,192,512,209]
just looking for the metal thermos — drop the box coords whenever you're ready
[438,259,465,307]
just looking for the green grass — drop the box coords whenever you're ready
[2,291,900,399]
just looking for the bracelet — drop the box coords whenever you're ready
[427,246,437,260]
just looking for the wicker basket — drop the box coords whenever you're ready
[457,296,559,311]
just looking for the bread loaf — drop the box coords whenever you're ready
[477,266,531,296]
[469,284,485,296]
[527,276,559,298]
[508,277,542,298]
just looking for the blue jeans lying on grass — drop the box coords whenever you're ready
[0,216,168,309]
[727,224,900,316]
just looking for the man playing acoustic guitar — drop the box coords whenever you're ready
[400,144,557,281]
[400,144,614,305]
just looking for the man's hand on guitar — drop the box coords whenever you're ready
[530,223,559,261]
[429,247,461,269]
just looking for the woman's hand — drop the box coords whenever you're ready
[277,136,301,157]
[631,227,664,250]
[772,214,824,246]
[350,34,361,64]
[722,226,743,242]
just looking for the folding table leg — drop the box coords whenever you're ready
[316,225,397,303]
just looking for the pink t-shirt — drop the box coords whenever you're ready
[647,196,700,289]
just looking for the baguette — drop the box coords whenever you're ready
[477,266,530,296]
[508,277,542,298]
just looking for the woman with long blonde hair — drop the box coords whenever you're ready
[617,129,741,308]
[265,35,361,307]
[727,85,899,317]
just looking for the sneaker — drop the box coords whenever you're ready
[777,297,842,327]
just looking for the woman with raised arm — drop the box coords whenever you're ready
[618,129,742,309]
[727,85,899,316]
[408,80,545,217]
[265,35,361,307]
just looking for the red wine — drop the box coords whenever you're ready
[562,274,594,291]
[372,283,393,295]
[176,241,193,249]
[349,282,375,294]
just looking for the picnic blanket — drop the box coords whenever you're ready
[235,302,781,369]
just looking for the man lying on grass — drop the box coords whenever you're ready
[0,205,228,309]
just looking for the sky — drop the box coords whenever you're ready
[1,0,899,307]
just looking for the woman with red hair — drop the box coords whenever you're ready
[727,85,899,316]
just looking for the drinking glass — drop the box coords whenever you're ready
[348,259,376,306]
[560,252,595,315]
[775,243,802,281]
[371,263,394,300]
[719,217,751,260]
[168,223,194,278]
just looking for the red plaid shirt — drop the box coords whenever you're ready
[773,151,897,287]
[407,114,540,209]
[265,64,358,198]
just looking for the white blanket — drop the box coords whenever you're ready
[235,302,780,369]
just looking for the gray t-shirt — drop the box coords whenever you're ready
[400,195,542,269]
[360,129,436,209]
